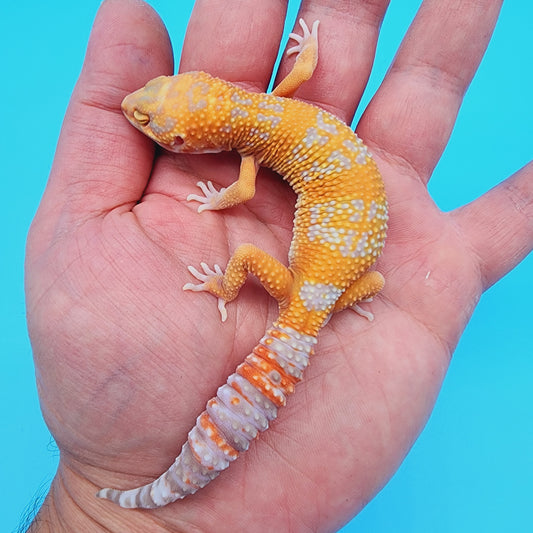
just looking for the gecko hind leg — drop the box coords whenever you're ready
[272,19,320,98]
[183,244,293,322]
[183,262,229,320]
[332,271,385,322]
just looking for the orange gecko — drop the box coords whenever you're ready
[97,19,388,508]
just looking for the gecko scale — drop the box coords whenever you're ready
[97,19,388,508]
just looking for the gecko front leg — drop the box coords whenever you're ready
[272,19,320,98]
[187,155,259,212]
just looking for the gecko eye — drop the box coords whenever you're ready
[133,110,150,126]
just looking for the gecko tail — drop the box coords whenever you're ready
[96,323,317,508]
[96,440,219,508]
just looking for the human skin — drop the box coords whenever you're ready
[25,0,532,531]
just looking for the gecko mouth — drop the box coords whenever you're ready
[157,135,185,153]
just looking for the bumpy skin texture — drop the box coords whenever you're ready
[97,20,387,508]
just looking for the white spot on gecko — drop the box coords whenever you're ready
[341,231,370,258]
[367,200,378,221]
[342,138,370,165]
[327,150,352,171]
[349,199,365,221]
[316,111,338,134]
[231,108,249,119]
[302,127,330,148]
[300,160,338,181]
[257,114,282,128]
[249,128,270,141]
[230,93,253,106]
[258,101,284,113]
[151,115,177,136]
[299,281,343,311]
[342,139,361,152]
[306,200,377,257]
[186,81,210,112]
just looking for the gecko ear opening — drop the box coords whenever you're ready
[172,136,185,147]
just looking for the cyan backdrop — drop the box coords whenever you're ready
[2,1,531,531]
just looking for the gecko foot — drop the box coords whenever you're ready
[287,19,319,56]
[349,297,375,322]
[183,262,228,322]
[186,181,227,213]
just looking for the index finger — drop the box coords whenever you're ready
[180,0,289,90]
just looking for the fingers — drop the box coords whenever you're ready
[360,0,503,181]
[182,1,389,124]
[276,0,389,123]
[453,161,533,290]
[180,0,288,90]
[37,0,172,234]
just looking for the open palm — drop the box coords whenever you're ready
[26,0,532,531]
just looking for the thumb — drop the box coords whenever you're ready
[31,0,173,251]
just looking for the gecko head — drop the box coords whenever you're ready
[121,72,228,154]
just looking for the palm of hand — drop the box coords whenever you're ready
[25,1,531,531]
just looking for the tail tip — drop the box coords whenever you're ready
[96,487,136,508]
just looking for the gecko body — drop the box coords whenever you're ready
[97,20,387,508]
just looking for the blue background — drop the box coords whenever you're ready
[2,1,531,531]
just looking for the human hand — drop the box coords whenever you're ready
[25,0,532,531]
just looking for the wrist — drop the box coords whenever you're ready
[26,462,170,533]
[27,466,103,533]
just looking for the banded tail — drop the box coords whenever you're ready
[96,323,316,508]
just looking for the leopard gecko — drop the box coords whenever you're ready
[97,19,388,508]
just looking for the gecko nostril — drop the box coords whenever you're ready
[173,135,185,147]
[133,109,150,125]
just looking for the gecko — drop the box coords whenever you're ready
[97,19,388,508]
